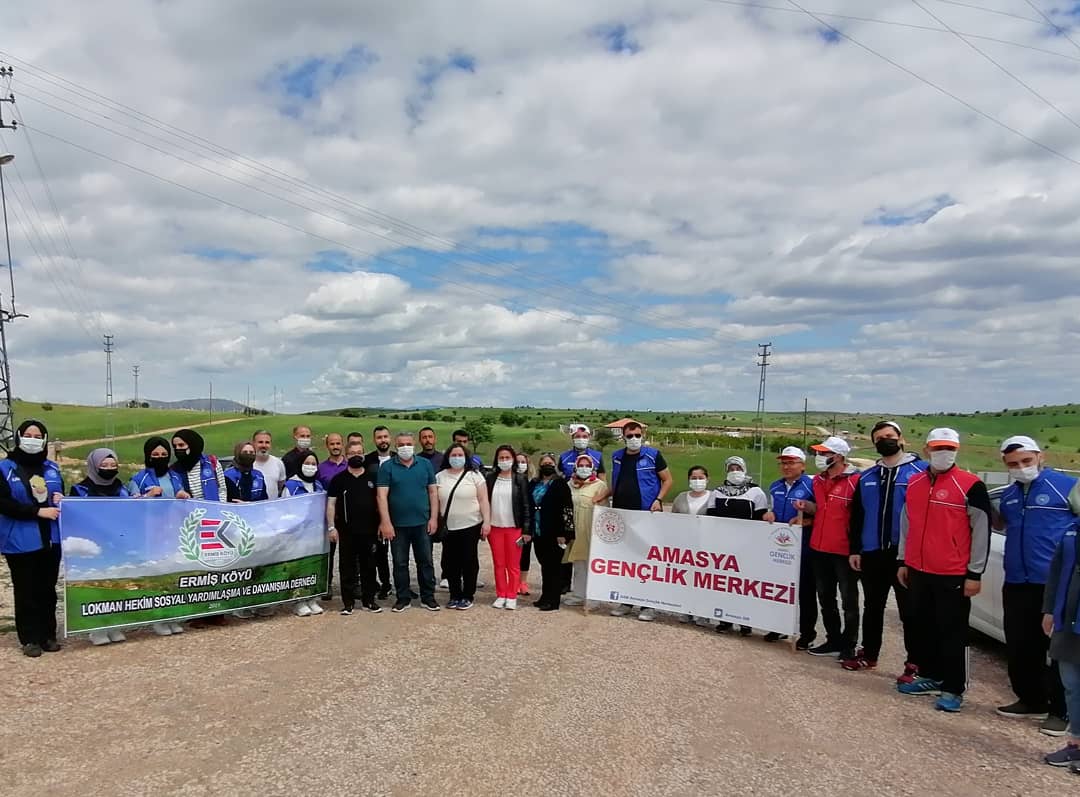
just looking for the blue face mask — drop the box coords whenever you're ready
[448,456,466,469]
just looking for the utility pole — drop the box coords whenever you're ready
[273,384,278,415]
[132,364,140,406]
[103,334,115,439]
[753,342,772,484]
[208,381,213,424]
[0,67,23,449]
[803,396,809,450]
[246,384,251,416]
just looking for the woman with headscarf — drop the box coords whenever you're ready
[171,429,227,502]
[69,448,134,645]
[563,453,609,609]
[0,419,64,657]
[128,437,187,498]
[528,452,574,611]
[282,451,326,617]
[224,441,270,502]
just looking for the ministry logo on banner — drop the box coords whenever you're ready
[178,508,256,569]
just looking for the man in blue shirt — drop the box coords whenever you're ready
[764,446,816,647]
[376,432,440,613]
[559,424,605,479]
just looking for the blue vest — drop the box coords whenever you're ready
[857,458,929,552]
[174,456,222,502]
[769,474,814,530]
[223,467,269,501]
[283,478,325,496]
[0,458,63,554]
[128,468,186,497]
[72,483,131,498]
[1001,469,1079,584]
[611,447,661,510]
[1052,529,1080,634]
[559,448,603,479]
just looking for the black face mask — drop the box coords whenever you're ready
[97,468,119,482]
[235,453,256,468]
[174,448,199,471]
[539,464,557,477]
[150,457,170,476]
[875,438,901,457]
[348,455,365,469]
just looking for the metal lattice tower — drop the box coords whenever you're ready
[753,342,772,484]
[103,334,115,438]
[0,67,20,449]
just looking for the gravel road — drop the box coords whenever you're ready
[0,553,1074,796]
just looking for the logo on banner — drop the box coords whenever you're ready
[771,527,796,548]
[609,590,620,601]
[179,508,256,568]
[713,608,724,618]
[1036,493,1050,506]
[595,510,627,544]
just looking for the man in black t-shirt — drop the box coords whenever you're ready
[327,440,383,614]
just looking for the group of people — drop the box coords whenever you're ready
[1,415,1079,773]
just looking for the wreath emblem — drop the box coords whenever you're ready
[178,508,256,568]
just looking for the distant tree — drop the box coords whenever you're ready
[141,402,150,409]
[341,409,361,418]
[520,440,539,455]
[410,412,422,421]
[1049,435,1060,444]
[480,414,497,426]
[593,427,616,451]
[40,402,53,411]
[422,410,439,422]
[441,415,455,423]
[463,419,494,452]
[500,411,519,427]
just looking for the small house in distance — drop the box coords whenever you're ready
[605,417,648,439]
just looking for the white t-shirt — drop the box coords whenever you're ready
[490,476,515,527]
[436,470,486,531]
[687,492,710,516]
[254,455,287,498]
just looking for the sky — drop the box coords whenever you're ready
[1,0,1079,415]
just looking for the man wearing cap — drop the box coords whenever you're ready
[764,446,818,649]
[995,435,1077,734]
[846,421,928,677]
[559,425,605,480]
[897,428,992,712]
[796,436,860,659]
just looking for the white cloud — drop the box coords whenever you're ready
[63,536,103,558]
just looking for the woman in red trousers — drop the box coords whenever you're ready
[485,445,533,610]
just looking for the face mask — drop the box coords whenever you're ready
[573,437,589,450]
[726,470,747,486]
[689,478,708,492]
[1009,465,1039,484]
[930,450,957,471]
[301,464,318,478]
[97,468,119,482]
[497,460,513,472]
[874,438,901,457]
[19,437,45,455]
[516,463,528,474]
[397,446,414,461]
[575,466,593,480]
[150,456,170,475]
[236,452,255,468]
[255,450,269,460]
[296,438,312,450]
[539,464,557,477]
[347,455,365,469]
[448,455,466,469]
[814,455,832,471]
[625,436,643,452]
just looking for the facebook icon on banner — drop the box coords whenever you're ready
[714,608,725,619]
[609,591,620,601]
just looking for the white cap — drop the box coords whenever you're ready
[811,436,851,457]
[569,423,591,436]
[1001,435,1040,454]
[926,427,961,448]
[725,456,747,470]
[777,446,806,462]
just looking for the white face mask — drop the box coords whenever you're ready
[930,450,957,471]
[625,436,643,452]
[255,449,269,460]
[575,466,593,480]
[814,454,832,471]
[448,455,466,470]
[296,437,312,450]
[18,436,45,455]
[1009,465,1040,484]
[516,463,528,474]
[497,460,513,472]
[397,446,414,461]
[689,478,708,493]
[726,470,747,486]
[573,437,589,450]
[301,464,318,478]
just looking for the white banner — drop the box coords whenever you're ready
[586,509,802,635]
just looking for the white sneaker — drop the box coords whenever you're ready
[610,603,633,617]
[505,598,517,610]
[152,622,173,636]
[169,622,185,634]
[233,608,254,619]
[492,597,507,609]
[637,608,656,622]
[694,617,712,628]
[107,629,127,642]
[678,614,692,624]
[89,631,112,646]
[439,578,449,590]
[294,601,312,617]
[254,605,276,617]
[563,595,584,607]
[307,599,324,615]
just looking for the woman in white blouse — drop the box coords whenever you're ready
[485,445,532,610]
[435,444,490,611]
[671,465,712,515]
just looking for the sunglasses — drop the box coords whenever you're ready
[624,434,642,440]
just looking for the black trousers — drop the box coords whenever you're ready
[1004,582,1068,717]
[908,568,970,695]
[799,545,818,641]
[561,562,573,594]
[325,540,337,597]
[442,525,481,601]
[4,545,62,646]
[376,539,391,591]
[813,552,859,655]
[534,535,565,607]
[339,531,379,609]
[520,539,532,572]
[860,547,914,662]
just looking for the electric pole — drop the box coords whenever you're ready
[803,397,809,450]
[132,364,140,406]
[753,342,772,484]
[0,66,22,449]
[103,334,115,438]
[208,381,213,424]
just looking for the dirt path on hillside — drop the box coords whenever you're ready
[55,417,246,450]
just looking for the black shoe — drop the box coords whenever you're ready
[561,586,571,595]
[410,590,420,600]
[41,639,61,653]
[715,621,734,634]
[739,626,753,637]
[340,607,353,616]
[763,633,787,643]
[996,700,1048,718]
[21,643,42,658]
[363,602,383,614]
[377,587,392,600]
[392,601,410,613]
[539,603,559,612]
[421,599,441,612]
[808,641,844,657]
[795,635,816,651]
[322,593,333,601]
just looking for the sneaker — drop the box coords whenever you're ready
[505,598,517,610]
[807,641,843,657]
[89,631,112,646]
[610,603,633,617]
[233,608,255,619]
[447,599,461,609]
[458,600,474,610]
[1045,744,1080,767]
[340,607,353,615]
[41,639,61,653]
[1041,716,1069,737]
[1071,760,1080,775]
[738,626,753,637]
[152,622,173,636]
[795,635,816,651]
[422,599,441,612]
[638,608,656,622]
[307,599,324,615]
[255,605,277,617]
[694,617,713,628]
[841,654,878,671]
[169,623,185,634]
[323,591,333,601]
[897,676,944,696]
[679,614,693,624]
[715,621,734,634]
[563,595,584,607]
[896,662,919,685]
[107,629,127,643]
[21,643,42,658]
[492,597,507,609]
[439,578,449,590]
[392,601,410,613]
[996,701,1048,719]
[363,602,383,614]
[936,692,964,713]
[294,602,312,617]
[538,603,559,612]
[518,581,530,596]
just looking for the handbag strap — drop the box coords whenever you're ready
[440,470,469,526]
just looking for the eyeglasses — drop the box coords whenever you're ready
[624,434,642,440]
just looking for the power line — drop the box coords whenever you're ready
[103,333,114,439]
[1021,0,1080,55]
[753,343,771,483]
[932,0,1042,26]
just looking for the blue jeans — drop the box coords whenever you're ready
[1060,660,1080,741]
[390,525,435,603]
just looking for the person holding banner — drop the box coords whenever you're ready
[128,437,187,498]
[327,440,383,615]
[564,454,609,608]
[252,430,286,499]
[0,420,64,657]
[224,442,270,502]
[673,465,713,628]
[171,429,227,502]
[529,453,575,611]
[281,452,328,617]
